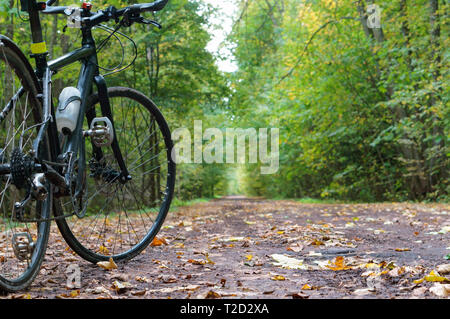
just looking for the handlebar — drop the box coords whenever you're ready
[42,0,168,28]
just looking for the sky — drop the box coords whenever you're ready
[201,0,238,73]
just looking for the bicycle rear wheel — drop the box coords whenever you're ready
[0,39,51,292]
[55,87,175,263]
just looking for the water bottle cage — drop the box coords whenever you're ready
[58,96,82,112]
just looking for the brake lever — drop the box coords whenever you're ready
[138,17,162,29]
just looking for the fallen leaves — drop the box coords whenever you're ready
[8,199,447,300]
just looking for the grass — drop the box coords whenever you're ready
[169,197,214,212]
[265,196,353,204]
[293,197,350,204]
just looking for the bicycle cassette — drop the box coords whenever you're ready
[10,148,34,189]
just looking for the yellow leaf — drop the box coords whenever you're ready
[271,275,286,281]
[326,256,352,271]
[99,245,109,254]
[188,259,206,265]
[364,263,381,269]
[301,284,312,290]
[424,270,449,282]
[395,248,411,252]
[245,255,253,261]
[203,253,215,265]
[414,270,449,284]
[97,257,118,270]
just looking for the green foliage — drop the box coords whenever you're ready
[0,0,448,203]
[229,0,449,202]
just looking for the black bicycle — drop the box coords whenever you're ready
[0,0,175,292]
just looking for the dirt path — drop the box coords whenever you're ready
[2,197,449,299]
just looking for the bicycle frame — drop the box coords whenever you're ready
[22,0,130,192]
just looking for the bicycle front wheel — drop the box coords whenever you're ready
[55,87,175,263]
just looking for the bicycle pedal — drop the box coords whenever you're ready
[83,117,114,147]
[12,233,35,262]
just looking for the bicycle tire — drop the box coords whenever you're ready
[0,38,51,292]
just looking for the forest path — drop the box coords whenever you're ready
[4,197,450,299]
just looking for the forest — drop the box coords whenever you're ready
[0,0,448,203]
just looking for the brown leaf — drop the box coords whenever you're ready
[112,280,132,294]
[150,237,168,247]
[160,275,177,283]
[429,283,448,297]
[286,244,304,252]
[131,290,147,296]
[290,292,309,299]
[205,290,221,299]
[187,259,206,265]
[135,276,149,283]
[55,290,79,299]
[436,264,450,275]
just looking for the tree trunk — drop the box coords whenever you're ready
[428,0,446,190]
[356,0,428,198]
